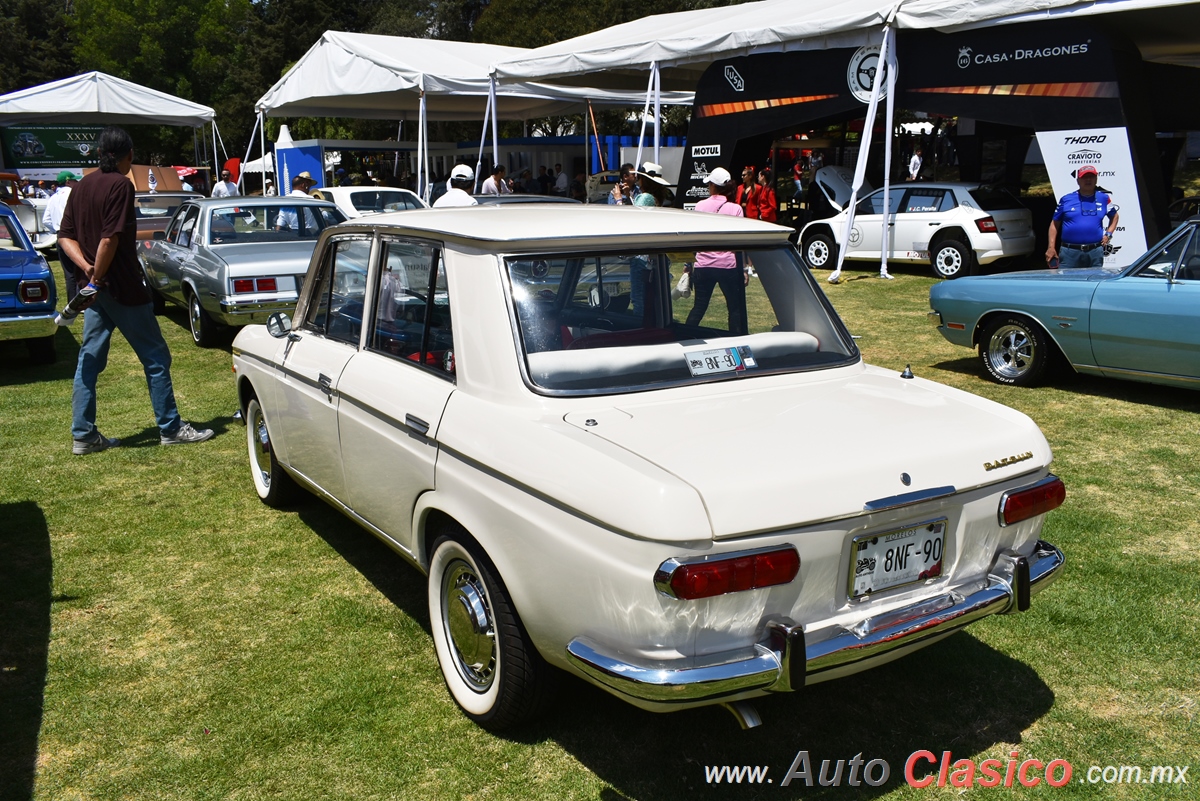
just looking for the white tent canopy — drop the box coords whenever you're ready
[490,0,1200,86]
[254,31,693,120]
[0,71,214,127]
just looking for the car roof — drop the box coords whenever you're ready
[334,204,790,245]
[192,196,336,207]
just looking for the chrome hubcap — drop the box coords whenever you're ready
[189,297,202,339]
[443,560,495,691]
[987,325,1035,379]
[250,406,272,488]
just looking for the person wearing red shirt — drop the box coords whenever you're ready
[735,166,759,219]
[756,168,778,223]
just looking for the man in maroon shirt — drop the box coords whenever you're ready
[58,126,213,454]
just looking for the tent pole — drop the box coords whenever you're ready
[238,119,258,194]
[653,62,661,166]
[829,25,891,284]
[417,90,425,200]
[214,122,229,165]
[635,63,655,171]
[880,27,898,280]
[585,100,591,199]
[259,111,268,189]
[475,89,492,194]
[193,129,199,170]
[489,76,500,181]
[212,123,219,180]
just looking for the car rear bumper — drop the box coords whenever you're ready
[0,311,57,340]
[976,231,1035,264]
[565,540,1063,704]
[216,296,298,326]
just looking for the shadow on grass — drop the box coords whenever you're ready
[0,501,52,801]
[158,305,235,353]
[522,634,1054,800]
[0,327,80,387]
[115,415,239,449]
[296,502,430,634]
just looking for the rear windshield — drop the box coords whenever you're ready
[507,246,856,394]
[207,204,345,245]
[135,195,197,220]
[348,190,422,213]
[968,186,1025,211]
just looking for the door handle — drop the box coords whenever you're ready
[405,414,430,436]
[318,373,333,400]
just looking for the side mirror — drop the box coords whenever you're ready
[152,230,167,240]
[266,312,293,338]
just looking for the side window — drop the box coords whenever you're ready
[171,206,199,246]
[902,189,948,213]
[857,190,903,216]
[368,240,454,377]
[1179,231,1200,281]
[1134,231,1191,279]
[303,237,371,344]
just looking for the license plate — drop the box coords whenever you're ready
[849,519,946,599]
[684,346,757,376]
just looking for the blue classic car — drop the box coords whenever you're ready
[929,218,1200,388]
[0,203,56,364]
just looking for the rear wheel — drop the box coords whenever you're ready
[188,289,218,347]
[245,396,299,507]
[428,530,556,730]
[979,315,1053,386]
[802,232,837,270]
[930,238,975,279]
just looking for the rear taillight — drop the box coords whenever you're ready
[655,546,800,600]
[18,279,49,303]
[975,216,998,233]
[256,277,277,292]
[234,278,279,293]
[999,475,1065,527]
[233,279,254,293]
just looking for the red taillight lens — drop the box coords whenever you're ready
[975,216,998,233]
[659,547,799,600]
[18,280,48,303]
[233,279,254,293]
[1000,476,1065,527]
[256,278,277,292]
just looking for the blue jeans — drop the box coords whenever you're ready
[1059,245,1104,269]
[72,292,181,440]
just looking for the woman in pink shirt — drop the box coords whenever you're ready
[686,167,748,334]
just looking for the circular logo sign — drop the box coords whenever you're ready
[849,226,863,247]
[847,45,891,104]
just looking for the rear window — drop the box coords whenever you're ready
[507,246,856,394]
[968,186,1025,211]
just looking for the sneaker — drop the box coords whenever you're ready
[161,422,215,446]
[73,430,120,455]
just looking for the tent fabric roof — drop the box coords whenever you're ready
[0,71,214,127]
[254,31,693,120]
[490,0,1200,86]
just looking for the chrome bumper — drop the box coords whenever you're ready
[216,297,298,325]
[566,541,1064,704]
[0,311,57,340]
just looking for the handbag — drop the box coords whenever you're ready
[672,270,691,300]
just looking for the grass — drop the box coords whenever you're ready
[2,258,1197,800]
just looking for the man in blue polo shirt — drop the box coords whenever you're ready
[1046,165,1119,269]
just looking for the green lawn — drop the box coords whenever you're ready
[1,260,1196,800]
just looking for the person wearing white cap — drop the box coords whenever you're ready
[433,164,479,208]
[686,166,748,334]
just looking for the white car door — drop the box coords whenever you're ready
[275,235,372,499]
[848,190,888,259]
[337,238,455,551]
[892,187,955,263]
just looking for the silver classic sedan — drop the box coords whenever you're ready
[139,196,345,346]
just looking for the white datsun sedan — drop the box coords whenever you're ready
[231,205,1065,730]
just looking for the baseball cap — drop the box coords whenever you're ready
[708,167,733,187]
[57,170,81,183]
[450,164,474,181]
[1077,165,1098,177]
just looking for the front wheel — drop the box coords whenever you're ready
[188,290,218,347]
[245,396,299,507]
[930,238,975,279]
[979,315,1052,386]
[428,532,555,730]
[802,232,837,270]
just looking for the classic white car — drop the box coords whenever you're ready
[799,166,1036,279]
[313,185,427,218]
[232,205,1065,730]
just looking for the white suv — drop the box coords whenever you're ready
[799,166,1035,279]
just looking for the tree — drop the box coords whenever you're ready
[0,0,75,94]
